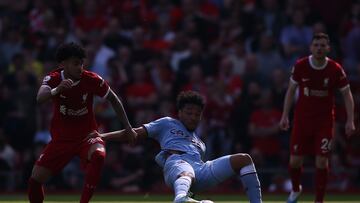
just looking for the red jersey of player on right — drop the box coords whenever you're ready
[291,55,349,122]
[290,55,349,156]
[279,33,355,203]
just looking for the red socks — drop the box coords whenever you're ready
[289,166,302,192]
[315,167,328,202]
[28,151,105,203]
[289,166,328,202]
[80,150,106,203]
[28,178,44,203]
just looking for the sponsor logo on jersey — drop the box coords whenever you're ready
[303,88,328,97]
[59,105,88,116]
[310,89,328,97]
[170,128,184,136]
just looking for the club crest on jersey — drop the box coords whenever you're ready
[304,87,309,96]
[82,93,88,103]
[323,78,329,87]
[293,145,298,152]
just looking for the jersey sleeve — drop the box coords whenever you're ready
[290,64,300,84]
[143,117,169,140]
[41,73,59,89]
[89,72,110,98]
[335,66,349,91]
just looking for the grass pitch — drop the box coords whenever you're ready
[0,193,359,202]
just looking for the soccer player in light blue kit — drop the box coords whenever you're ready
[94,91,262,203]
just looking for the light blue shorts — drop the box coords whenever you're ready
[163,154,236,192]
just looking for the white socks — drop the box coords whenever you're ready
[174,176,192,202]
[239,164,262,203]
[240,163,257,176]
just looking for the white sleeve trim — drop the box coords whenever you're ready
[339,84,350,92]
[42,85,51,89]
[290,77,298,85]
[102,87,110,99]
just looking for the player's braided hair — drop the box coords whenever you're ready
[55,42,86,63]
[176,91,205,111]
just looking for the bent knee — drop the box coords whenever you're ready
[88,143,105,160]
[90,150,106,163]
[178,171,195,179]
[31,165,52,183]
[230,153,254,172]
[315,156,328,168]
[289,156,304,168]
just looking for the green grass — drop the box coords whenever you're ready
[0,194,359,202]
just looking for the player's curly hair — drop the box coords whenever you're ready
[55,42,86,63]
[176,91,205,111]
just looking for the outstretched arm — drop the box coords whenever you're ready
[106,89,137,143]
[279,81,298,131]
[96,127,147,142]
[106,89,132,129]
[341,86,355,137]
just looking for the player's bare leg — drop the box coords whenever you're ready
[230,153,262,203]
[287,155,304,203]
[80,142,106,203]
[314,155,329,203]
[28,165,52,203]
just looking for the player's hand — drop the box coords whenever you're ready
[125,127,137,145]
[57,79,74,92]
[279,116,290,131]
[86,131,102,139]
[345,120,355,137]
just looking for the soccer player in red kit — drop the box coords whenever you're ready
[279,33,355,203]
[28,42,137,203]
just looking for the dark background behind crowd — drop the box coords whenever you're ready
[0,0,359,194]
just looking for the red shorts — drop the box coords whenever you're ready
[290,117,334,156]
[35,137,105,174]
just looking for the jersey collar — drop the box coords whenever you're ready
[309,55,328,70]
[61,70,80,86]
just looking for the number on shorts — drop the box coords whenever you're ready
[320,138,331,151]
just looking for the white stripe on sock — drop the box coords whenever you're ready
[240,164,257,176]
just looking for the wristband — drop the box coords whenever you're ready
[50,87,59,96]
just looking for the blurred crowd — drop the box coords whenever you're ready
[0,0,360,193]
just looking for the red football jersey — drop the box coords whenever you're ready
[291,56,349,121]
[42,69,110,141]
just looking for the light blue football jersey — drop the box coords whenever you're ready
[143,117,206,167]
